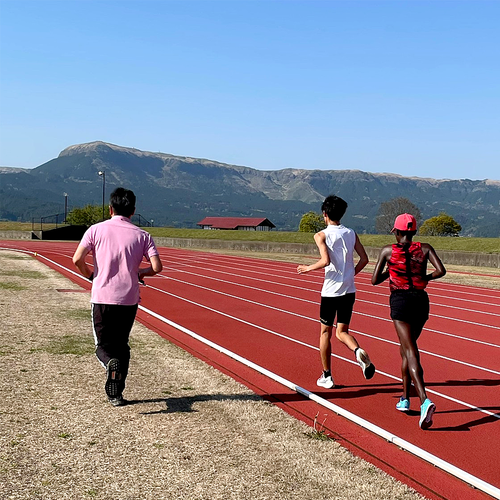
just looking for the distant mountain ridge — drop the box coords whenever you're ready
[0,141,499,236]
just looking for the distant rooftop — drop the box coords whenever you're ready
[197,217,276,230]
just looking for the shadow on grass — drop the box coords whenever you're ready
[131,393,262,414]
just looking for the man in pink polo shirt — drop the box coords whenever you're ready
[73,187,162,406]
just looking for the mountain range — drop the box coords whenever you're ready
[1,141,499,237]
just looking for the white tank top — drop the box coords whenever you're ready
[320,224,357,297]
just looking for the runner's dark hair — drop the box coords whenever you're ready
[321,195,348,221]
[110,187,136,217]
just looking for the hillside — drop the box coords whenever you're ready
[0,141,499,236]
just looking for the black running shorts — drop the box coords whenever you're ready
[390,289,429,327]
[319,293,356,327]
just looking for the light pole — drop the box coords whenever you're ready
[98,171,105,220]
[64,193,68,223]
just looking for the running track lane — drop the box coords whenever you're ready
[1,241,499,500]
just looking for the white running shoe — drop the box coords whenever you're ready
[356,348,376,379]
[317,373,335,389]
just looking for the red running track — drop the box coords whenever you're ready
[2,241,499,500]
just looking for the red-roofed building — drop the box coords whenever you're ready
[197,217,276,231]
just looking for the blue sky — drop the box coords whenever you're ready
[0,0,499,180]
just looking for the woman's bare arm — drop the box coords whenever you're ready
[371,245,391,285]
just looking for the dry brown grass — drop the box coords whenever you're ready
[0,250,428,500]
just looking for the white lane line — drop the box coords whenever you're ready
[355,285,500,309]
[353,311,500,349]
[168,251,500,300]
[0,247,94,285]
[9,247,498,410]
[138,301,500,500]
[164,257,500,324]
[354,297,500,328]
[8,246,498,350]
[157,275,500,375]
[356,274,500,299]
[148,280,500,380]
[162,265,500,349]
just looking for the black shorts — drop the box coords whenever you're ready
[390,289,429,327]
[319,293,356,327]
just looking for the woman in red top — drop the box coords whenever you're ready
[372,213,446,429]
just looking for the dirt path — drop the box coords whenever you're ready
[1,250,429,500]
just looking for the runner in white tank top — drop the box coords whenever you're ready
[321,224,357,297]
[297,195,375,389]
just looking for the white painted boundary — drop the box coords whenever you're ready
[139,302,500,500]
[2,247,499,498]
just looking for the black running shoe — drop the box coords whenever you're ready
[108,395,127,407]
[105,358,121,399]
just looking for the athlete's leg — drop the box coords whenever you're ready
[92,304,137,398]
[334,295,375,378]
[337,322,375,379]
[335,322,359,351]
[334,294,358,352]
[319,323,333,372]
[394,319,427,404]
[92,304,113,368]
[399,342,410,399]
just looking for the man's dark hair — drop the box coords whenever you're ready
[109,187,136,217]
[321,195,347,221]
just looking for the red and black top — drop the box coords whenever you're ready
[388,242,427,291]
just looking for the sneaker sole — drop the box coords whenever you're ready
[396,405,410,412]
[363,363,376,380]
[105,358,121,399]
[108,397,127,407]
[419,403,436,429]
[316,380,335,389]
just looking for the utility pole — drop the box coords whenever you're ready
[98,171,106,220]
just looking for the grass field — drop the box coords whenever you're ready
[1,221,499,254]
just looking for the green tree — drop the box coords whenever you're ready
[375,197,422,234]
[298,211,325,233]
[419,213,462,236]
[66,205,110,227]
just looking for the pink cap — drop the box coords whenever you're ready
[392,213,417,232]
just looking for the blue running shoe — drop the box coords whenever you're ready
[419,398,436,429]
[396,397,410,412]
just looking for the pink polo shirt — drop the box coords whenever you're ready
[80,216,159,305]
